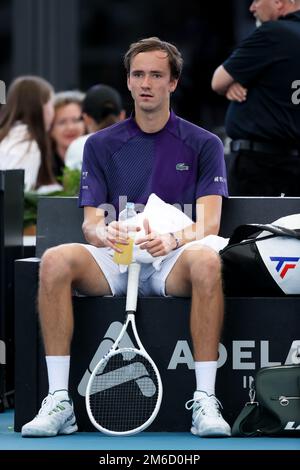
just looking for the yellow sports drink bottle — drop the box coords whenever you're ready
[113,202,137,265]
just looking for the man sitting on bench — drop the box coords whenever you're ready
[22,37,230,438]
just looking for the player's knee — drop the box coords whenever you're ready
[189,248,221,288]
[39,246,73,285]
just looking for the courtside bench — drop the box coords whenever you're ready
[14,197,300,431]
[0,170,24,411]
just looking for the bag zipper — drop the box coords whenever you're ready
[220,233,275,253]
[271,396,300,406]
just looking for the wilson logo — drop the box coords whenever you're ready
[270,256,300,278]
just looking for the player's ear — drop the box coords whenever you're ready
[127,74,132,92]
[169,78,178,93]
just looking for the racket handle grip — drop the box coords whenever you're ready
[126,262,141,312]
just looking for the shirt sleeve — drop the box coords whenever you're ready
[223,23,277,86]
[78,137,108,208]
[195,135,228,198]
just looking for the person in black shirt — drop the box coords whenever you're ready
[212,0,300,196]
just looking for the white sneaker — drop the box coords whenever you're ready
[185,391,231,437]
[22,390,78,437]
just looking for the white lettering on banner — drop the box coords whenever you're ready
[0,80,6,104]
[78,323,300,390]
[284,340,300,364]
[291,80,300,105]
[167,341,194,370]
[217,343,227,368]
[167,340,300,370]
[77,321,134,396]
[0,340,5,365]
[243,375,254,389]
[260,340,281,367]
[284,422,300,431]
[233,341,255,369]
[168,341,227,370]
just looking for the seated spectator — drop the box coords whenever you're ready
[0,75,58,192]
[50,91,85,178]
[65,84,125,170]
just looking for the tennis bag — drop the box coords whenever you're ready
[232,364,300,436]
[220,214,300,296]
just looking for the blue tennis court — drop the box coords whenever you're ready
[1,410,299,452]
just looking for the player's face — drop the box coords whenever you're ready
[249,0,282,23]
[127,50,178,114]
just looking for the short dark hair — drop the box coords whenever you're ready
[82,84,122,124]
[124,37,183,80]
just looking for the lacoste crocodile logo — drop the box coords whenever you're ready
[176,163,189,171]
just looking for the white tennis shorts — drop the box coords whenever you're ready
[80,235,226,297]
[80,243,187,297]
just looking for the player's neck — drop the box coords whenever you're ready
[134,108,170,133]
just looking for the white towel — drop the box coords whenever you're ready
[115,193,228,272]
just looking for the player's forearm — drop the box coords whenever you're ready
[82,220,106,247]
[171,220,218,247]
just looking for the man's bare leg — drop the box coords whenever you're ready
[22,243,111,437]
[165,245,224,361]
[165,245,230,437]
[38,243,111,355]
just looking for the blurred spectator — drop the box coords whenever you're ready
[212,0,300,196]
[65,84,125,170]
[0,75,57,192]
[50,91,85,178]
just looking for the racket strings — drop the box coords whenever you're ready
[88,351,160,433]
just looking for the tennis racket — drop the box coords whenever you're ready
[85,262,163,435]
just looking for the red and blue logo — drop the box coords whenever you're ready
[270,257,300,279]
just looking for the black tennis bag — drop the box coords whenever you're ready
[220,215,300,296]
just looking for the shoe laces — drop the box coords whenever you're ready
[185,394,223,418]
[38,394,66,416]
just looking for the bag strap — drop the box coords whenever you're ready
[228,223,300,246]
[232,403,261,437]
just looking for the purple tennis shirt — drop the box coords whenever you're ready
[79,111,228,220]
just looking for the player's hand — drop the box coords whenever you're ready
[135,219,176,256]
[96,221,140,252]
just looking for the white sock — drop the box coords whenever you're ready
[45,356,70,394]
[194,361,217,396]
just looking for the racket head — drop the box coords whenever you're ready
[85,347,162,436]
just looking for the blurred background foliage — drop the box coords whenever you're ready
[24,168,81,228]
